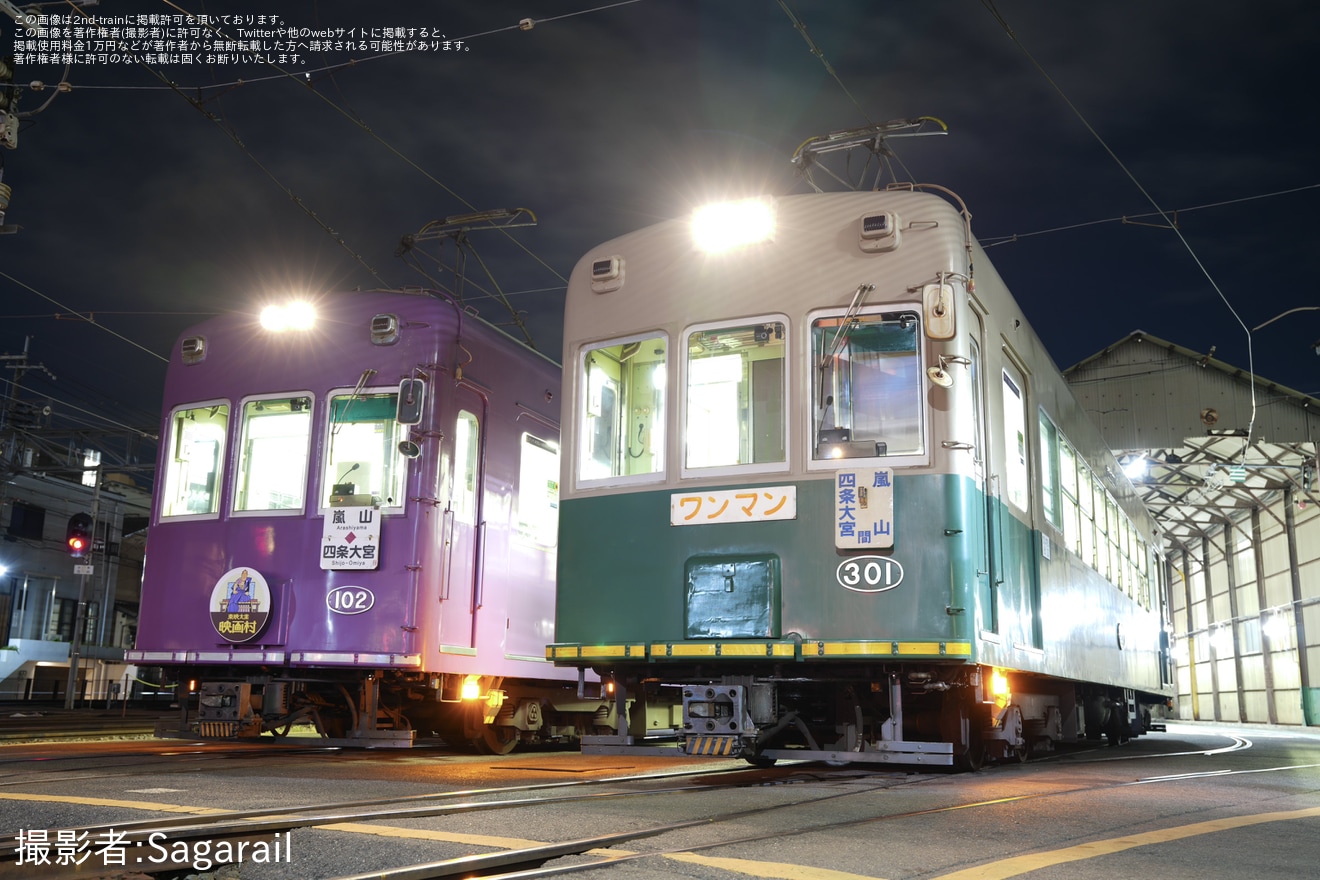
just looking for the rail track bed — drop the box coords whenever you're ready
[2,724,1319,880]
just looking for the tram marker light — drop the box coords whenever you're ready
[461,674,482,701]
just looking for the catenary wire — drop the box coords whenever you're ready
[987,0,1261,464]
[981,184,1320,248]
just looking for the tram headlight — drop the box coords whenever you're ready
[691,198,775,253]
[460,674,482,701]
[990,668,1011,708]
[260,301,317,332]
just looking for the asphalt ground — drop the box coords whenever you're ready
[1,721,1318,879]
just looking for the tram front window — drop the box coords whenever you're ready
[234,396,312,511]
[811,310,923,460]
[161,403,229,517]
[324,391,408,509]
[683,320,786,470]
[578,336,667,482]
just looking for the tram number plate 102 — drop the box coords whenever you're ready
[326,586,375,615]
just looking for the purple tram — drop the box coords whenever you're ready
[128,289,607,750]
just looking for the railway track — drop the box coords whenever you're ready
[0,747,1176,880]
[0,706,179,745]
[0,763,802,879]
[0,733,1258,880]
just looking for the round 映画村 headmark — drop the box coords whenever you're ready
[209,567,272,643]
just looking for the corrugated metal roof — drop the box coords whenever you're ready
[1066,331,1318,557]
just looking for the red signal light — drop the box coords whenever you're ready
[65,513,93,558]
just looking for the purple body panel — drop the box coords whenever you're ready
[133,290,571,684]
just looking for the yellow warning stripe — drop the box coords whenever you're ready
[551,641,970,661]
[930,804,1320,880]
[0,792,228,815]
[573,644,646,659]
[810,640,972,658]
[15,790,1320,880]
[665,643,718,657]
[687,735,737,756]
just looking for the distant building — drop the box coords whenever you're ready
[1067,332,1320,726]
[1,442,151,701]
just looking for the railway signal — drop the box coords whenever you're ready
[65,512,92,557]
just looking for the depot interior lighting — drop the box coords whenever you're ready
[691,198,775,253]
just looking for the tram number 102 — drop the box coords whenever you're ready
[326,586,375,615]
[835,556,905,594]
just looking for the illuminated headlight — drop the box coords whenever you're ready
[991,668,1011,706]
[460,674,482,701]
[260,301,316,332]
[691,198,775,253]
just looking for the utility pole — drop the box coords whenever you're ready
[0,1,24,233]
[64,465,102,709]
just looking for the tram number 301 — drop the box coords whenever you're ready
[326,586,375,615]
[836,556,905,593]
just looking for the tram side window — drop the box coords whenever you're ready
[323,391,408,510]
[811,311,922,461]
[1059,441,1081,555]
[1001,368,1029,511]
[686,320,786,469]
[578,336,667,481]
[234,396,312,512]
[516,434,560,547]
[1078,467,1095,569]
[453,410,479,522]
[161,404,229,517]
[1038,411,1061,529]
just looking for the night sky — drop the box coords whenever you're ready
[3,1,1318,464]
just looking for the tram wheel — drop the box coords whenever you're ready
[475,724,520,755]
[941,691,985,772]
[745,755,778,768]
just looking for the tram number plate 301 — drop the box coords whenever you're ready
[836,556,905,593]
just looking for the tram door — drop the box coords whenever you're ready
[997,354,1043,648]
[968,334,997,636]
[438,384,487,653]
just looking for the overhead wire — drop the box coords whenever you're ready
[0,267,169,363]
[59,1,390,288]
[776,0,873,126]
[21,1,640,297]
[979,0,1260,459]
[980,184,1320,248]
[153,0,653,289]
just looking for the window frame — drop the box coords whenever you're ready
[681,315,790,479]
[805,305,929,472]
[231,392,314,517]
[574,331,670,490]
[317,386,410,516]
[159,399,231,522]
[515,432,561,548]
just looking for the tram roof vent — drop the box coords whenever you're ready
[858,212,900,253]
[180,335,207,365]
[371,313,400,345]
[590,256,624,294]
